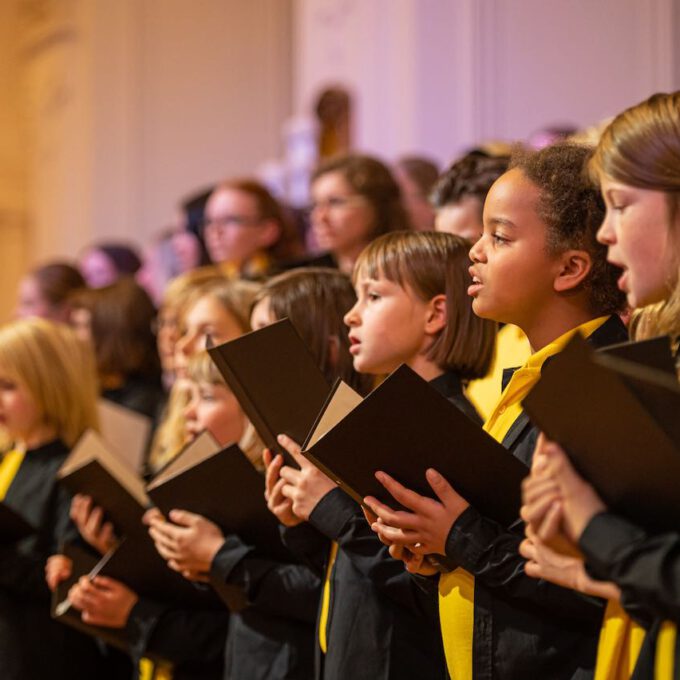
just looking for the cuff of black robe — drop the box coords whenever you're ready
[125,597,168,661]
[444,505,486,568]
[579,511,647,581]
[210,535,251,583]
[308,487,358,540]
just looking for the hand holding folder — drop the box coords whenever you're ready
[300,364,527,527]
[522,334,680,533]
[58,430,150,538]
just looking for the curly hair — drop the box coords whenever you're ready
[511,142,626,316]
[430,152,510,212]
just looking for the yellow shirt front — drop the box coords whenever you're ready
[439,317,609,679]
[467,324,532,422]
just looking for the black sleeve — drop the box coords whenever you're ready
[580,511,680,624]
[125,597,228,666]
[209,534,321,624]
[307,487,438,619]
[0,485,76,602]
[280,521,331,576]
[445,505,605,622]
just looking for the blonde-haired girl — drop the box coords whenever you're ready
[0,318,108,679]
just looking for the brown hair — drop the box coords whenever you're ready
[182,278,260,338]
[70,277,160,382]
[30,262,85,307]
[396,156,440,196]
[252,268,372,395]
[148,279,258,472]
[211,179,303,263]
[312,154,411,235]
[589,91,680,338]
[511,143,626,316]
[354,231,497,380]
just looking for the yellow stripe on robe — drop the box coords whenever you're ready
[0,449,25,500]
[439,568,475,680]
[319,541,339,653]
[655,621,676,680]
[439,317,608,678]
[139,658,173,680]
[594,600,646,680]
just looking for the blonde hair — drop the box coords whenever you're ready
[161,265,225,314]
[0,318,99,447]
[185,351,265,470]
[590,91,680,339]
[148,279,259,472]
[354,231,497,380]
[147,380,191,475]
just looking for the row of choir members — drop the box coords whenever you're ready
[0,90,678,680]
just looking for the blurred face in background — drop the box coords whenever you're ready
[394,168,435,232]
[79,249,119,288]
[435,196,484,242]
[183,379,246,445]
[156,305,179,379]
[203,188,278,265]
[174,293,244,378]
[69,307,92,344]
[15,276,52,320]
[311,171,376,262]
[0,372,52,448]
[172,231,202,272]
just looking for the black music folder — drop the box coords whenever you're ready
[146,431,291,563]
[57,430,150,537]
[301,364,528,527]
[523,333,680,532]
[208,318,331,465]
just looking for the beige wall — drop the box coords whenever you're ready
[0,0,292,323]
[2,0,679,323]
[293,0,680,165]
[0,1,28,321]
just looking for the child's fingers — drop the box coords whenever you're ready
[375,472,430,514]
[521,491,561,526]
[536,501,563,542]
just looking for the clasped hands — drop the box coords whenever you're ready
[519,434,619,599]
[263,434,337,525]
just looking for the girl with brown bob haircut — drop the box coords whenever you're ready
[353,230,496,382]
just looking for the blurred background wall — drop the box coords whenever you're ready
[0,0,678,319]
